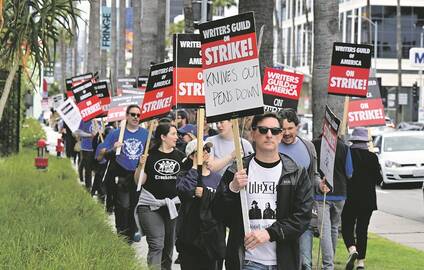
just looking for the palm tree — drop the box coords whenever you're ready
[0,0,77,121]
[238,0,274,79]
[131,0,141,76]
[157,0,167,62]
[87,0,101,74]
[118,0,126,76]
[140,0,158,76]
[111,0,117,93]
[312,0,344,137]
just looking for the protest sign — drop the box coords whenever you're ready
[137,76,148,91]
[173,33,205,107]
[320,106,340,189]
[101,6,111,49]
[328,42,372,97]
[348,77,385,128]
[72,80,103,121]
[56,99,82,132]
[116,77,137,96]
[52,94,64,110]
[106,94,144,122]
[121,87,144,96]
[199,12,264,123]
[93,81,111,115]
[140,61,174,122]
[262,67,304,112]
[65,73,93,98]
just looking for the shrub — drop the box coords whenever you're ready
[21,118,46,148]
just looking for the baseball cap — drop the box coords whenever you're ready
[178,124,197,137]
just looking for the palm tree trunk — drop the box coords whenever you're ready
[312,0,344,138]
[60,35,67,92]
[111,0,117,94]
[118,0,126,76]
[72,17,79,75]
[140,0,158,75]
[184,0,194,34]
[88,0,101,74]
[0,60,19,121]
[239,0,274,80]
[157,0,167,62]
[131,0,141,76]
[274,0,283,64]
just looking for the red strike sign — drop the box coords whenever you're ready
[77,96,103,121]
[348,99,386,128]
[328,67,369,96]
[140,89,173,121]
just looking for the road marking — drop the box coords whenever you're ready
[376,189,389,194]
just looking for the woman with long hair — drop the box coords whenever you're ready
[134,122,185,270]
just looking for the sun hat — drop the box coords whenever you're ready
[349,127,369,142]
[185,139,213,157]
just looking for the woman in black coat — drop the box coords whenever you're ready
[342,127,383,270]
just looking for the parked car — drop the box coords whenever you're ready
[373,131,424,188]
[397,122,424,131]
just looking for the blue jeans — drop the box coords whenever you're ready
[243,260,277,270]
[299,226,314,270]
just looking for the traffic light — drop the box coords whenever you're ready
[412,82,419,101]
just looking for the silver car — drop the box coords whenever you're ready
[373,131,424,188]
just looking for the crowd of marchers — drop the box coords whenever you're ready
[56,107,383,270]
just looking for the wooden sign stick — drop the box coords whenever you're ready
[196,108,205,186]
[338,96,350,137]
[115,119,126,155]
[136,120,155,191]
[231,118,250,234]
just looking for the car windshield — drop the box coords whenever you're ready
[383,135,424,152]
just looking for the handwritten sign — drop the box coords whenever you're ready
[139,61,174,122]
[199,12,264,122]
[328,42,372,97]
[173,33,205,107]
[262,67,304,112]
[56,99,82,132]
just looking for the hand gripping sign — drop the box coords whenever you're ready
[348,77,386,128]
[173,33,205,108]
[262,67,304,112]
[328,42,372,97]
[199,12,264,233]
[199,12,264,123]
[72,80,103,122]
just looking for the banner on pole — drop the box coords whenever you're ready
[262,67,303,112]
[101,6,112,49]
[199,12,264,122]
[320,106,341,189]
[56,99,82,132]
[140,61,174,122]
[328,42,372,97]
[348,77,385,128]
[72,80,104,121]
[106,94,144,122]
[173,33,205,108]
[65,73,94,98]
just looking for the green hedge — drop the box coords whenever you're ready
[20,118,46,148]
[0,149,144,269]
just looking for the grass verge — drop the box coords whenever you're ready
[0,149,144,269]
[313,230,424,270]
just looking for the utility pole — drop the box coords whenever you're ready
[396,0,401,124]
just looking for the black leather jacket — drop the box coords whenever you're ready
[212,153,313,270]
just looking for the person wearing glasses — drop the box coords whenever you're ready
[100,105,148,242]
[277,109,322,270]
[175,139,225,270]
[213,113,313,270]
[134,122,185,270]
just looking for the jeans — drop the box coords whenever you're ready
[243,260,277,270]
[316,200,345,270]
[78,150,93,189]
[341,203,373,260]
[115,175,138,240]
[299,226,314,270]
[138,206,177,270]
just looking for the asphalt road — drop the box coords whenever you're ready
[376,183,424,224]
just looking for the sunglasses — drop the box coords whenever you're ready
[193,146,211,155]
[253,126,283,135]
[128,113,141,118]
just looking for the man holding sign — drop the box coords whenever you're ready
[100,105,148,242]
[213,113,313,270]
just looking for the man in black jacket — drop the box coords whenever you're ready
[212,113,313,270]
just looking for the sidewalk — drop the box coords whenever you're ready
[369,210,424,251]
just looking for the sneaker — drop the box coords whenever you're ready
[345,251,358,270]
[133,232,141,242]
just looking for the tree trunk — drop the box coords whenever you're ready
[274,0,283,64]
[312,0,343,138]
[157,0,167,62]
[140,0,158,76]
[88,0,101,74]
[118,0,126,76]
[0,60,19,121]
[60,35,67,92]
[111,0,117,94]
[184,0,194,34]
[131,0,142,76]
[72,13,79,75]
[239,0,274,80]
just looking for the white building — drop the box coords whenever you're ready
[278,0,424,121]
